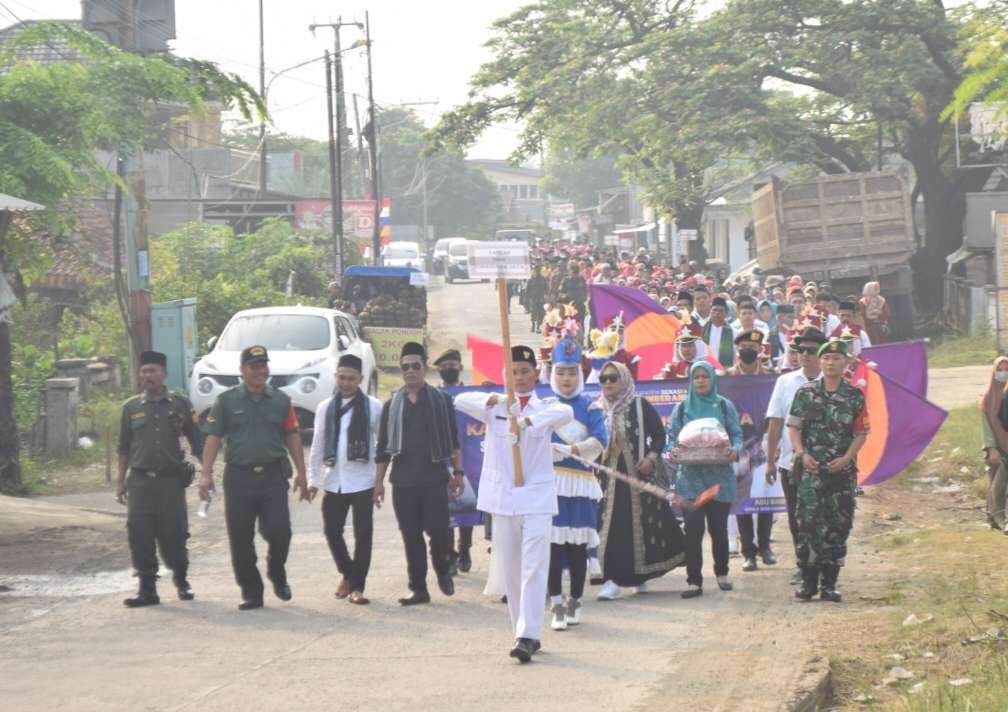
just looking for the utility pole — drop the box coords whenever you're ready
[365,11,380,265]
[116,0,152,384]
[324,51,341,275]
[258,0,267,193]
[421,159,429,269]
[309,19,363,276]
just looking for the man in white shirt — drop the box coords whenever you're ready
[308,354,383,605]
[455,345,573,663]
[730,298,770,339]
[764,327,826,584]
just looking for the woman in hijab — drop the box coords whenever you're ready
[594,361,685,601]
[859,282,890,344]
[757,299,778,332]
[667,361,744,598]
[986,357,1008,532]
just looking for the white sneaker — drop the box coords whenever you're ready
[565,597,582,626]
[550,603,568,630]
[596,580,622,601]
[635,581,649,594]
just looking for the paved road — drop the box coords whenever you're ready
[0,280,834,711]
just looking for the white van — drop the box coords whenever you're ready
[382,241,422,269]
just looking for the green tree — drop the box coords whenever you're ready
[541,148,622,209]
[944,4,1008,141]
[0,22,262,494]
[381,108,502,240]
[434,0,994,307]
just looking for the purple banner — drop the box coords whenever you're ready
[446,375,781,523]
[862,339,928,398]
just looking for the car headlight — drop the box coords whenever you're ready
[197,377,214,395]
[299,378,318,394]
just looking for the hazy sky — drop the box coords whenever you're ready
[1,0,528,157]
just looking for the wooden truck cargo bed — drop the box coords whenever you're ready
[752,171,915,281]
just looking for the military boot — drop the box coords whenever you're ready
[794,566,819,601]
[123,578,159,608]
[819,565,842,603]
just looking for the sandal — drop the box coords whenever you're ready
[348,591,370,605]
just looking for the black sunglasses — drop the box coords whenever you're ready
[400,361,424,371]
[598,373,620,384]
[791,345,818,355]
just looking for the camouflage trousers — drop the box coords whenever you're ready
[794,466,856,568]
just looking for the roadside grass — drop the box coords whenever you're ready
[827,406,1008,710]
[926,333,997,369]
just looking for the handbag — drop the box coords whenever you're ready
[636,397,672,490]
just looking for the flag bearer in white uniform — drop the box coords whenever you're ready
[455,345,574,663]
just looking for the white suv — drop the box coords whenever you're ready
[189,306,377,434]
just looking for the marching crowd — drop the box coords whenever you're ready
[115,239,882,664]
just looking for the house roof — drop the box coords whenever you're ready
[0,20,84,70]
[0,193,44,212]
[30,200,114,291]
[466,159,543,178]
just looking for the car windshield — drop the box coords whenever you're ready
[449,241,468,256]
[218,315,330,351]
[386,244,418,258]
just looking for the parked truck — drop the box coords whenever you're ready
[751,171,915,340]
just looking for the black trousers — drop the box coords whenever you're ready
[126,473,188,586]
[683,499,732,587]
[737,512,774,559]
[322,489,374,593]
[392,483,450,593]
[223,466,291,600]
[548,543,588,599]
[781,468,800,559]
[448,526,474,555]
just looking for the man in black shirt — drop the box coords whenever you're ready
[375,342,465,605]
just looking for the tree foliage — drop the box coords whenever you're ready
[151,219,330,345]
[944,2,1008,130]
[434,0,998,307]
[541,147,622,209]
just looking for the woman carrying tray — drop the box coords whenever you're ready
[666,361,744,599]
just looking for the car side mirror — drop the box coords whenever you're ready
[206,335,218,351]
[338,334,351,351]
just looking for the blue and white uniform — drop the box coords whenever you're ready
[550,340,607,547]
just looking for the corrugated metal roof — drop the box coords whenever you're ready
[0,20,83,71]
[0,193,44,211]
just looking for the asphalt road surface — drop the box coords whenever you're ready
[0,279,862,711]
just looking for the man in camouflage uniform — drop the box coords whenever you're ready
[786,339,869,602]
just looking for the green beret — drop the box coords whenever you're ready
[818,339,848,358]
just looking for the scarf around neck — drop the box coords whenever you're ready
[324,388,371,466]
[595,361,636,433]
[385,384,454,463]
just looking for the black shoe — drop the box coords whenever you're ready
[437,573,455,596]
[123,590,159,608]
[446,552,459,577]
[742,557,758,572]
[795,566,819,601]
[458,549,472,573]
[531,639,541,654]
[819,565,842,602]
[398,591,431,606]
[238,598,264,611]
[681,586,703,599]
[789,568,804,586]
[509,638,535,663]
[271,580,292,602]
[175,581,195,601]
[760,548,778,566]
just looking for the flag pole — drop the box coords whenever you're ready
[497,277,525,487]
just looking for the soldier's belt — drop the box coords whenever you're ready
[226,460,285,475]
[130,468,176,479]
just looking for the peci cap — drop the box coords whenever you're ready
[338,354,363,372]
[241,345,269,366]
[400,341,427,361]
[795,327,828,346]
[512,344,537,367]
[139,351,167,368]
